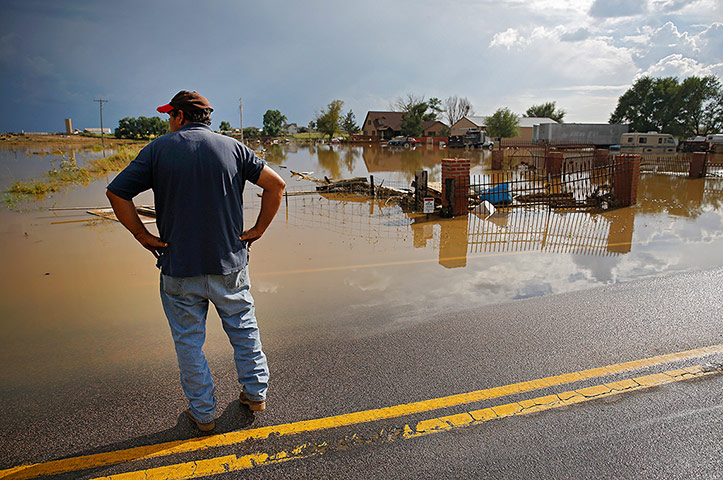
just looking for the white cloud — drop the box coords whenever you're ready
[644,53,723,78]
[489,28,529,50]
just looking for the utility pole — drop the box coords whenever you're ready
[239,97,244,143]
[94,99,108,149]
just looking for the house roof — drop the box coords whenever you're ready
[422,120,448,130]
[363,111,404,131]
[519,117,558,128]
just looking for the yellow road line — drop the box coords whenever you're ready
[89,365,719,480]
[2,344,721,480]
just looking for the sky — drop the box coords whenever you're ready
[1,0,721,133]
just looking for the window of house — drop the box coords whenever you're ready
[367,120,371,125]
[627,137,634,143]
[658,138,663,143]
[379,118,384,125]
[639,137,647,143]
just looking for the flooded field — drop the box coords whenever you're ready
[2,143,723,393]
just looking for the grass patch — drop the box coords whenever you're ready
[6,144,145,206]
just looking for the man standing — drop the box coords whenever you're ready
[106,91,285,432]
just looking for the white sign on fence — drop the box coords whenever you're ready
[423,197,435,214]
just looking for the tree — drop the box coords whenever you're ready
[424,97,443,121]
[341,110,360,136]
[114,116,168,139]
[263,109,286,136]
[219,121,231,131]
[392,94,436,136]
[443,96,474,126]
[486,108,519,138]
[525,102,565,123]
[316,100,344,141]
[401,102,427,136]
[609,75,723,137]
[677,76,723,136]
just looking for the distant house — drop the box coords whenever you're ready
[450,116,489,136]
[362,111,403,140]
[422,120,448,137]
[451,116,558,143]
[83,128,112,135]
[509,117,558,143]
[283,123,299,135]
[362,112,448,139]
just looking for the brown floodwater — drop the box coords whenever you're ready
[2,144,723,391]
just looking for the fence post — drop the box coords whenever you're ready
[545,151,563,177]
[442,158,470,217]
[689,152,707,178]
[415,170,428,211]
[612,154,641,207]
[594,148,609,168]
[491,150,504,170]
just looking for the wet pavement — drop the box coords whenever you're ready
[1,142,723,477]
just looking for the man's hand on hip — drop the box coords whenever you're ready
[240,227,263,249]
[135,231,168,258]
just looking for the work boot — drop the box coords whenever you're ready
[239,391,266,412]
[187,409,215,432]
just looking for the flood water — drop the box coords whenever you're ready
[2,143,723,392]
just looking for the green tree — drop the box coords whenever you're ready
[263,109,286,136]
[243,127,260,139]
[525,102,565,123]
[341,110,360,136]
[219,121,231,131]
[609,75,723,137]
[677,76,723,136]
[486,108,519,138]
[114,116,168,139]
[316,100,344,141]
[401,102,427,136]
[424,97,443,121]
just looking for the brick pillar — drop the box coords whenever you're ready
[545,151,563,177]
[689,152,707,178]
[594,148,609,168]
[612,154,641,207]
[441,158,470,217]
[491,150,504,170]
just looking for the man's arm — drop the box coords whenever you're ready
[106,190,168,258]
[239,165,286,248]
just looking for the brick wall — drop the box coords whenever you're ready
[441,158,470,216]
[612,154,641,207]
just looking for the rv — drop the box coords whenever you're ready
[706,134,723,152]
[620,132,677,155]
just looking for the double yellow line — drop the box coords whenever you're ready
[2,344,721,480]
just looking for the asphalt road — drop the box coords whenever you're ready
[2,267,723,479]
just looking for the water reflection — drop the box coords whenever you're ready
[3,143,723,393]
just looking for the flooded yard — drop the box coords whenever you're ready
[2,143,723,393]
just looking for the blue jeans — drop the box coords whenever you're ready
[159,267,268,423]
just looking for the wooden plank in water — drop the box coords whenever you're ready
[87,208,156,224]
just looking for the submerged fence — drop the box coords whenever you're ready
[468,150,639,212]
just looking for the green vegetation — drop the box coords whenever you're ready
[393,94,443,136]
[316,100,344,141]
[263,110,286,136]
[525,102,565,123]
[115,116,169,139]
[341,110,360,136]
[610,75,723,137]
[219,121,231,132]
[6,145,144,202]
[486,108,520,138]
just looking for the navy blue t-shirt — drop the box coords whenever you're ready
[107,123,266,277]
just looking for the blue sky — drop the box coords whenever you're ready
[1,0,721,133]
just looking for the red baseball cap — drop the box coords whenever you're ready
[157,90,213,113]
